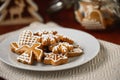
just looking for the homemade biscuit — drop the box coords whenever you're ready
[44,53,68,66]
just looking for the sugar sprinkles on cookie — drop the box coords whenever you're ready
[10,30,83,66]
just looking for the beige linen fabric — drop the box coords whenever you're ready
[0,22,120,80]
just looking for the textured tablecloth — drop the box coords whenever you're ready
[0,22,120,80]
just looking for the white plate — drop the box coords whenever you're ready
[0,27,100,71]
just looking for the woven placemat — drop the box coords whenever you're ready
[0,22,120,80]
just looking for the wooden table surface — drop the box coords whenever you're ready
[0,1,120,45]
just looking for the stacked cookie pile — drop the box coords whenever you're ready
[10,30,83,66]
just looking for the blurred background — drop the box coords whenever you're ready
[0,0,120,44]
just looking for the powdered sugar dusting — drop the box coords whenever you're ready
[45,53,67,62]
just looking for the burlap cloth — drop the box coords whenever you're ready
[0,22,120,80]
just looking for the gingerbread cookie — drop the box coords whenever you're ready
[16,43,43,63]
[17,52,34,65]
[68,47,83,57]
[38,33,60,46]
[18,30,38,47]
[52,42,73,54]
[59,35,74,44]
[10,42,19,53]
[10,30,39,54]
[44,53,68,66]
[34,30,58,36]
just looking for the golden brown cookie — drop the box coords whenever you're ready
[38,33,60,46]
[17,52,34,65]
[16,43,43,63]
[68,47,83,57]
[52,42,74,54]
[18,30,38,47]
[59,35,74,44]
[34,30,58,36]
[10,42,19,53]
[44,53,68,66]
